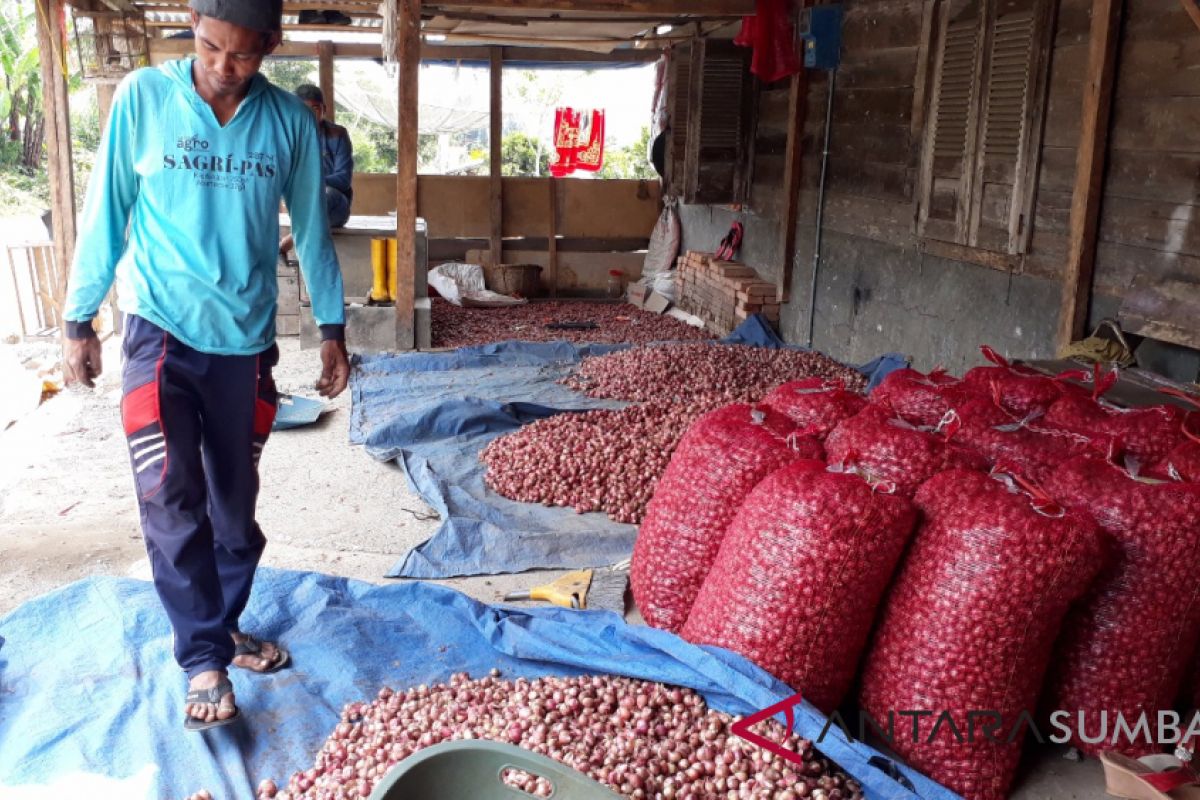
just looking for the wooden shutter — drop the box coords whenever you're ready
[666,43,693,197]
[919,0,985,245]
[683,39,756,205]
[969,0,1052,253]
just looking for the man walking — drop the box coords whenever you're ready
[61,0,349,730]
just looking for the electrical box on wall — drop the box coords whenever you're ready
[797,5,843,70]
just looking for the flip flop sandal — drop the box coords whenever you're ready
[1100,751,1200,799]
[184,675,240,732]
[715,222,745,261]
[233,634,291,673]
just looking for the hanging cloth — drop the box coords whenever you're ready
[734,0,802,83]
[550,107,606,177]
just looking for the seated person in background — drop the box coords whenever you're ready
[280,84,353,255]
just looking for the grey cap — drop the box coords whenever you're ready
[295,84,325,105]
[188,0,283,33]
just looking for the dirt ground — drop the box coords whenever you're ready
[0,335,1110,798]
[0,336,555,618]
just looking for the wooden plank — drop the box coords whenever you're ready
[489,46,503,266]
[427,0,754,13]
[841,0,926,52]
[1056,0,1123,352]
[318,40,335,122]
[1120,275,1200,349]
[1185,0,1200,32]
[778,68,807,304]
[149,38,661,63]
[547,179,559,298]
[36,0,76,302]
[394,0,420,350]
[909,0,939,151]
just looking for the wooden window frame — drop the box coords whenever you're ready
[916,0,1056,269]
[667,38,757,205]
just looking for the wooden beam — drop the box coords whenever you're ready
[1056,0,1123,353]
[777,68,807,305]
[395,0,420,350]
[35,0,77,297]
[426,0,754,14]
[149,37,661,63]
[547,178,559,297]
[1184,0,1200,32]
[318,40,335,122]
[489,46,503,267]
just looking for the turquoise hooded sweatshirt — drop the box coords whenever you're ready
[64,57,345,355]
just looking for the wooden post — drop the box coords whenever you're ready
[318,40,335,122]
[35,0,77,294]
[547,178,559,298]
[777,68,807,304]
[489,47,504,267]
[394,0,420,350]
[1056,0,1123,353]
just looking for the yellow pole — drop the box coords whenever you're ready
[370,238,389,302]
[387,237,399,301]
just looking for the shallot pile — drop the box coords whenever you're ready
[482,399,724,524]
[483,344,863,523]
[263,672,864,800]
[561,344,866,403]
[432,299,714,349]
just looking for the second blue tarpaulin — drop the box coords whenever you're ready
[0,568,959,800]
[349,318,906,579]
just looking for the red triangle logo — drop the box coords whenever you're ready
[730,692,809,768]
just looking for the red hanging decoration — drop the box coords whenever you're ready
[550,107,605,177]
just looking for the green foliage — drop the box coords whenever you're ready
[598,125,654,180]
[501,131,549,177]
[260,59,317,95]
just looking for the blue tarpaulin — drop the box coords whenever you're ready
[0,568,958,800]
[350,318,906,578]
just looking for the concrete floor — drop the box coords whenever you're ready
[0,337,1111,799]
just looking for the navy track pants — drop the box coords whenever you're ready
[121,315,278,679]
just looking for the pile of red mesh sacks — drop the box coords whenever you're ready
[623,345,1200,799]
[1042,455,1200,757]
[859,468,1103,800]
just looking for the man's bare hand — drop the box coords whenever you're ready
[63,335,103,388]
[316,339,350,398]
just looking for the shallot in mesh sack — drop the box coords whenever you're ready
[859,468,1103,800]
[962,345,1087,417]
[1043,367,1185,466]
[1042,454,1200,757]
[869,367,969,427]
[759,377,867,439]
[631,404,820,633]
[824,405,985,497]
[681,461,916,713]
[948,404,1095,484]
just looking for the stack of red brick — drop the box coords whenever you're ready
[674,251,781,336]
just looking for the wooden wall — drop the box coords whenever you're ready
[679,0,1199,369]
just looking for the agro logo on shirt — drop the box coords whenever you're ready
[163,134,277,192]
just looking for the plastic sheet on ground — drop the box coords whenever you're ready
[0,568,959,800]
[350,320,906,578]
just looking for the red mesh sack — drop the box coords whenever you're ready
[962,345,1087,417]
[948,404,1094,483]
[859,469,1103,800]
[824,405,986,497]
[760,377,867,439]
[1042,455,1200,757]
[870,367,970,427]
[631,404,821,633]
[1148,393,1200,483]
[1043,368,1185,466]
[681,461,916,713]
